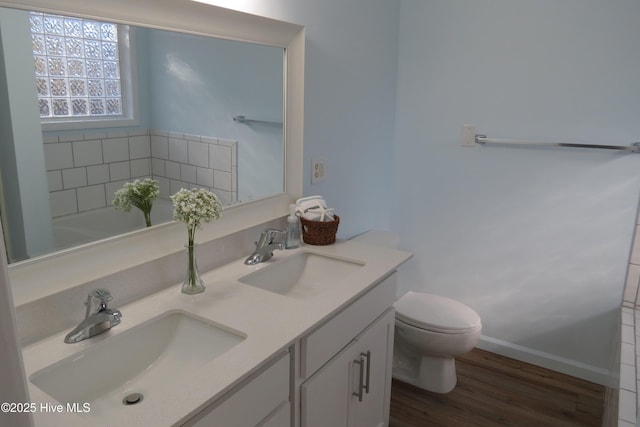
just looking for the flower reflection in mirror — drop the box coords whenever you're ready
[113,178,160,227]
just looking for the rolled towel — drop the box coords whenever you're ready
[296,195,335,221]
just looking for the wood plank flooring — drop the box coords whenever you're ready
[389,349,605,427]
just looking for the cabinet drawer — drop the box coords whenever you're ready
[301,272,397,378]
[184,352,290,427]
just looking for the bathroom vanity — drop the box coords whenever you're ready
[21,240,411,426]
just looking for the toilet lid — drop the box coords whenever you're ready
[394,291,481,333]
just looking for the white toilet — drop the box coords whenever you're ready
[351,230,482,394]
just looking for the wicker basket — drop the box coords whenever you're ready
[300,215,340,245]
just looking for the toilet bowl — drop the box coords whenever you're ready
[351,230,482,394]
[393,291,481,393]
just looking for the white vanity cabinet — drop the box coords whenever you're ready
[183,352,291,427]
[22,241,411,427]
[301,309,394,427]
[299,272,397,427]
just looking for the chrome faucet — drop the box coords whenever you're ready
[244,229,286,265]
[64,289,122,344]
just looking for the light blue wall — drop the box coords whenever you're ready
[235,0,400,236]
[236,0,640,383]
[392,0,640,382]
[145,29,284,202]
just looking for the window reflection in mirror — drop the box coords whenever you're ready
[0,6,285,263]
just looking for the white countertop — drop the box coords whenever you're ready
[22,240,412,426]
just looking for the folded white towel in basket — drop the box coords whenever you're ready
[296,195,335,221]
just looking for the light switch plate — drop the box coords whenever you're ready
[462,125,476,147]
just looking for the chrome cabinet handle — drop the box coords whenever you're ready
[361,351,371,394]
[352,356,365,402]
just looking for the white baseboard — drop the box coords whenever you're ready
[476,335,611,386]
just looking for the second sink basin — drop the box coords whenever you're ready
[29,310,245,413]
[239,251,365,297]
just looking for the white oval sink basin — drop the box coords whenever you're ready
[29,310,245,410]
[238,251,365,297]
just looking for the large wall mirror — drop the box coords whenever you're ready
[2,0,304,304]
[1,4,288,263]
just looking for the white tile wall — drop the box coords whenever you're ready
[102,137,129,163]
[188,140,209,168]
[43,143,73,170]
[87,164,109,185]
[149,130,237,205]
[129,135,151,159]
[72,139,103,166]
[152,158,165,176]
[181,164,197,184]
[210,144,232,172]
[613,207,640,427]
[165,161,181,180]
[169,137,188,163]
[46,171,62,192]
[43,129,237,219]
[77,185,106,212]
[109,161,131,181]
[151,135,169,159]
[130,159,151,178]
[62,168,87,189]
[197,167,214,188]
[50,189,77,217]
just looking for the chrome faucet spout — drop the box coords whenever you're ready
[244,229,286,265]
[64,289,122,344]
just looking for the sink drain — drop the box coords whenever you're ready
[123,393,144,405]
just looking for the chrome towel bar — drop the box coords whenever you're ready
[475,134,640,153]
[233,115,282,125]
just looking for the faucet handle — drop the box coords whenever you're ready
[256,229,285,247]
[85,289,113,318]
[87,288,113,307]
[264,228,286,242]
[89,289,113,302]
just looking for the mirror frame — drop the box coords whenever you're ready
[1,0,304,307]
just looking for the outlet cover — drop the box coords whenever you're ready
[311,157,326,184]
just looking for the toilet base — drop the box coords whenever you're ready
[393,353,457,394]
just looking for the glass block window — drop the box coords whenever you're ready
[30,12,123,119]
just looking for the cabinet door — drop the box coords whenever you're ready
[300,309,395,427]
[300,340,357,427]
[351,309,395,427]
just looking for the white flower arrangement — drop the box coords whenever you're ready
[112,178,160,227]
[170,188,222,245]
[171,188,222,295]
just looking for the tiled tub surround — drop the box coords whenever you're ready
[43,129,238,218]
[149,130,237,205]
[609,211,640,427]
[51,199,174,250]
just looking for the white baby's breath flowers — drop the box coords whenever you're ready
[113,178,160,227]
[172,188,222,294]
[171,188,222,244]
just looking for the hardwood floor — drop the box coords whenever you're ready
[389,349,605,427]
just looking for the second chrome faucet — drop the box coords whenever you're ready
[244,229,286,265]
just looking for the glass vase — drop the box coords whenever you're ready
[182,244,205,295]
